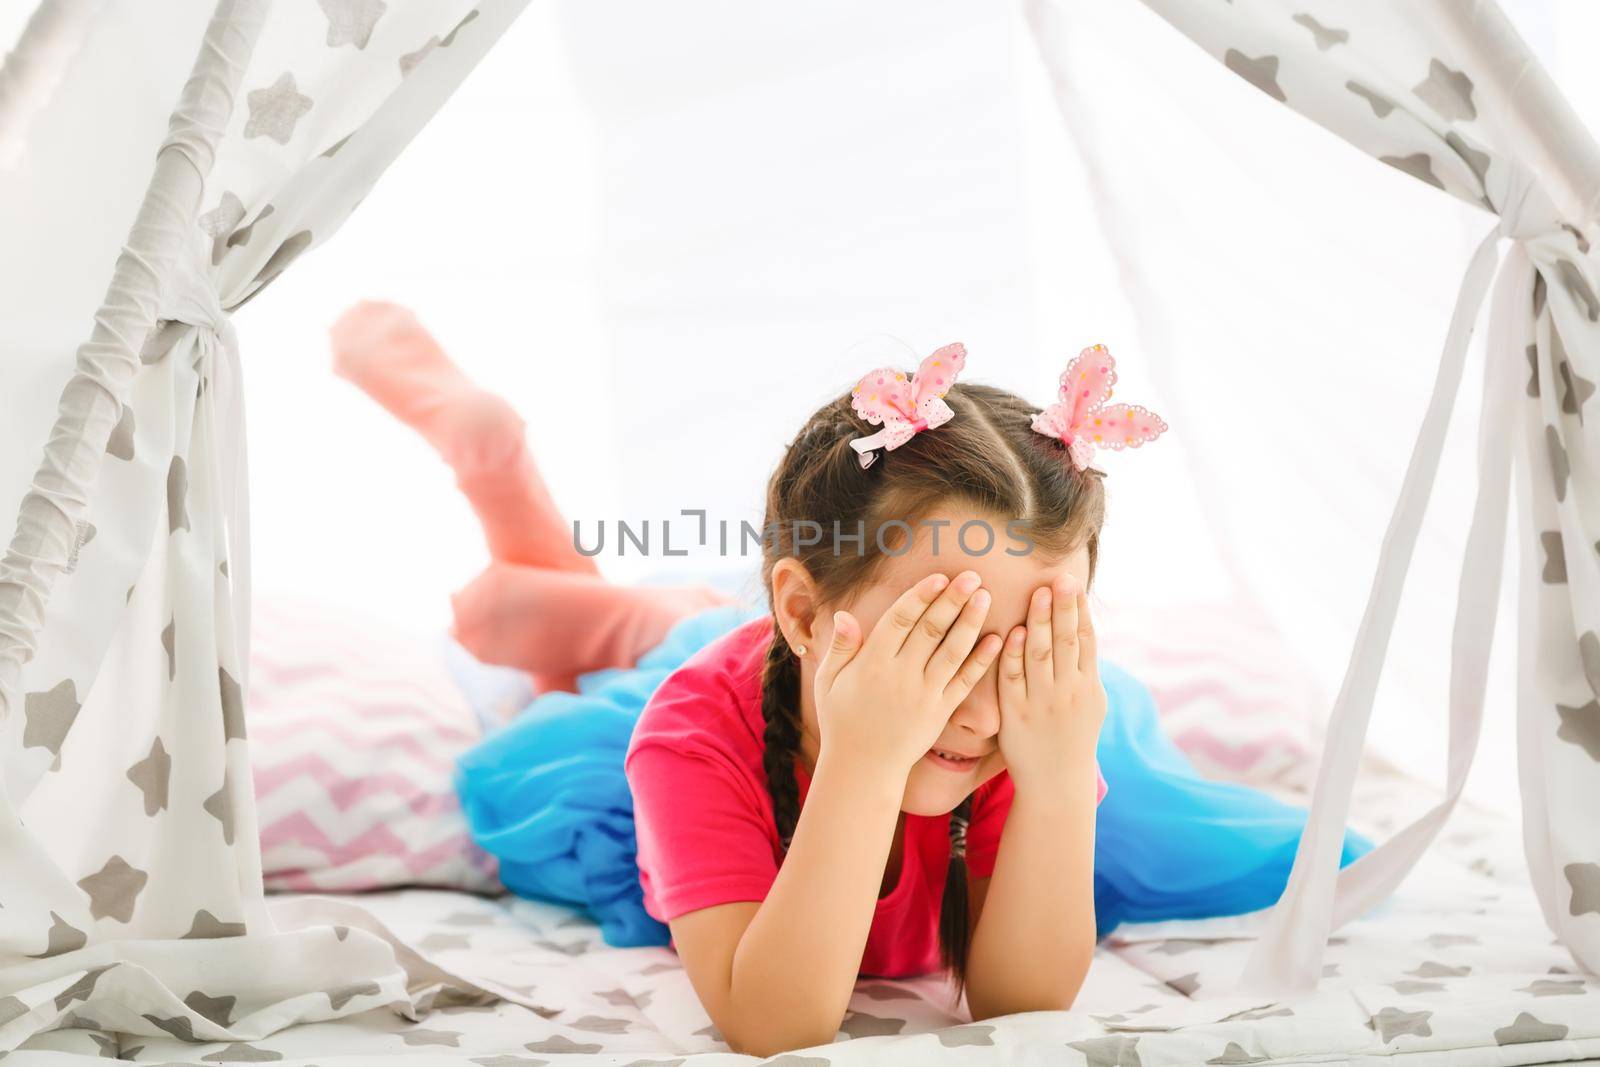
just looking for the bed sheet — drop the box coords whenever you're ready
[13,764,1600,1065]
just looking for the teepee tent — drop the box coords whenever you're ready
[0,0,1595,1054]
[0,0,537,1046]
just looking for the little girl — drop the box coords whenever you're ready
[331,303,1373,1057]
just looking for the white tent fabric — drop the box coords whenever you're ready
[0,0,534,1049]
[0,0,107,169]
[1031,0,1600,994]
[0,0,1595,1054]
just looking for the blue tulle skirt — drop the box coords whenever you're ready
[455,604,1374,946]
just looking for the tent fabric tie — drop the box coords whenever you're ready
[157,241,253,698]
[1235,162,1587,995]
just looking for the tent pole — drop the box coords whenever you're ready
[0,0,270,718]
[0,0,111,170]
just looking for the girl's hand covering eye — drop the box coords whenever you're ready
[995,573,1108,797]
[811,571,1003,783]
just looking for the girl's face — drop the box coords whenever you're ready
[798,506,1092,817]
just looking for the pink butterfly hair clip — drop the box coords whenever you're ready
[848,342,967,469]
[1030,344,1167,470]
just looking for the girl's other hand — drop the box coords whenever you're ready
[995,573,1107,797]
[812,571,1002,783]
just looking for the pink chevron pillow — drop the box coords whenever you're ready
[1097,601,1319,792]
[248,593,501,894]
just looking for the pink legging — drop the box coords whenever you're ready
[329,301,733,697]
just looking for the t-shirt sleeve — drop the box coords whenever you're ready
[627,738,781,923]
[964,762,1109,880]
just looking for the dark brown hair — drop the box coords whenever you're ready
[757,379,1107,993]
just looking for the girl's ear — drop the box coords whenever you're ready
[769,557,822,652]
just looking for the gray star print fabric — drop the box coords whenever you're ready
[0,0,530,1053]
[6,768,1599,1064]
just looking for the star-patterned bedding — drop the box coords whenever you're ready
[12,761,1599,1065]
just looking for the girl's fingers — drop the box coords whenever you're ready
[1076,586,1098,676]
[945,630,1003,705]
[1023,585,1054,694]
[1052,573,1081,677]
[925,587,990,691]
[812,609,861,695]
[998,625,1027,702]
[900,570,982,668]
[865,572,951,658]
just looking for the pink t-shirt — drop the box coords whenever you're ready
[625,614,1108,978]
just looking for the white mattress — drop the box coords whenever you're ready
[15,763,1600,1065]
